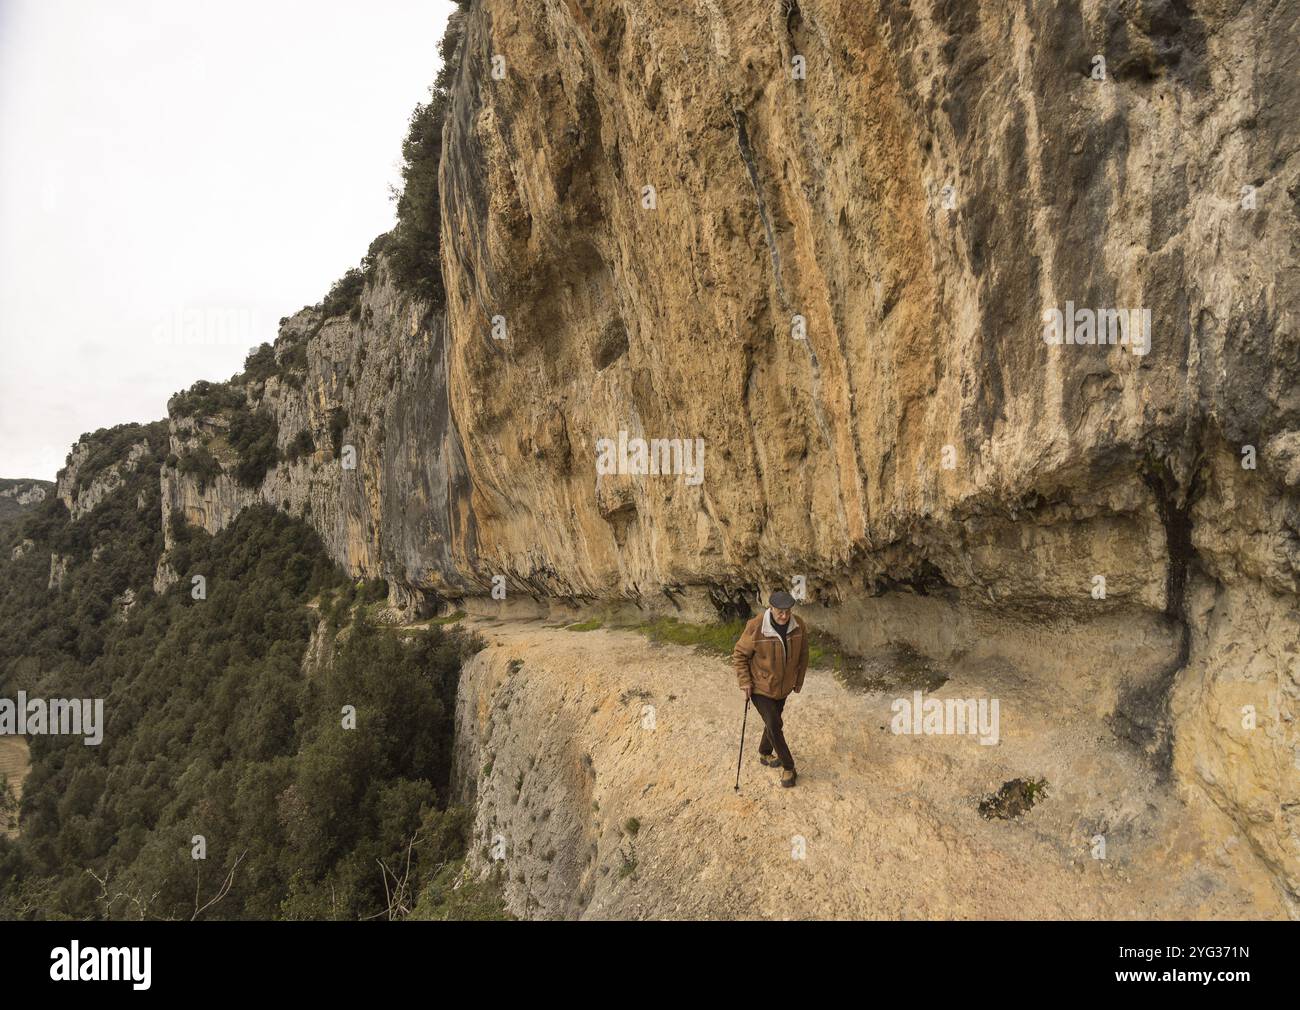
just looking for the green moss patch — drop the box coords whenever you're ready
[978,778,1049,820]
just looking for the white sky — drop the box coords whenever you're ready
[0,0,456,480]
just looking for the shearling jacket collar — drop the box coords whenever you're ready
[760,607,799,641]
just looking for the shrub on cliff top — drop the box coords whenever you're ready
[171,379,245,418]
[241,342,278,384]
[320,268,365,322]
[71,421,167,495]
[387,97,445,305]
[385,11,465,305]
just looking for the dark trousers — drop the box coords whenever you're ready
[751,692,794,771]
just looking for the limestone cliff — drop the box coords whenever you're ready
[158,256,475,610]
[439,0,1297,610]
[432,0,1299,908]
[97,0,1300,912]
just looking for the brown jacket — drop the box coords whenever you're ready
[732,610,809,700]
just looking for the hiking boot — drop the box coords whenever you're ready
[759,753,781,768]
[781,769,798,788]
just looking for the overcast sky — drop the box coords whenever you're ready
[0,0,455,480]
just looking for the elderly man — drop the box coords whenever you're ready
[731,591,808,787]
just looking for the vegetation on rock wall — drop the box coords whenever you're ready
[386,4,468,305]
[70,422,165,496]
[176,445,223,491]
[284,429,315,464]
[227,408,278,488]
[306,5,467,313]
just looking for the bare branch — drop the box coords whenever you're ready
[191,850,247,921]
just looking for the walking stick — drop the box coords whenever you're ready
[733,696,750,791]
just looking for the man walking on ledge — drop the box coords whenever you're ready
[732,591,808,788]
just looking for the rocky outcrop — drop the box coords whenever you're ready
[47,553,70,591]
[58,440,150,521]
[0,479,52,524]
[111,588,137,622]
[0,737,30,838]
[0,483,47,508]
[160,257,476,616]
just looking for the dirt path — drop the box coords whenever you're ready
[454,618,1285,920]
[0,736,30,837]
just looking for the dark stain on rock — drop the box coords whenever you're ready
[1110,453,1205,777]
[592,319,629,371]
[833,642,950,694]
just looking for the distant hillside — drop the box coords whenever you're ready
[0,480,53,524]
[0,424,504,920]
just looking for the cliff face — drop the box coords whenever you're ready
[159,258,476,610]
[118,0,1299,910]
[431,0,1299,907]
[59,441,151,521]
[438,0,1298,609]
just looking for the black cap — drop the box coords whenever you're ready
[769,590,797,609]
